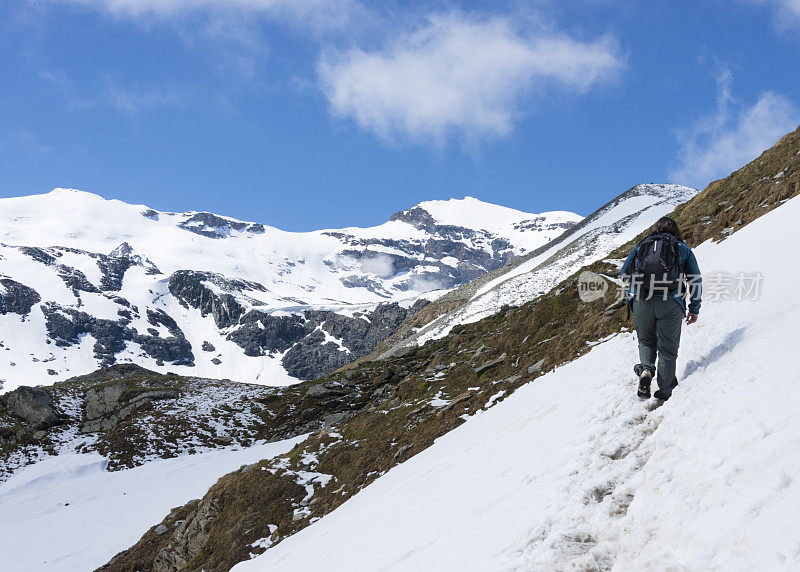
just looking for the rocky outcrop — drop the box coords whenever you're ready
[169,291,432,380]
[16,243,160,296]
[152,498,219,570]
[17,245,101,294]
[1,361,395,479]
[82,379,179,433]
[41,303,194,367]
[97,255,132,291]
[178,212,265,238]
[168,270,267,328]
[57,265,100,293]
[146,309,183,336]
[279,301,429,380]
[226,311,306,356]
[338,274,391,295]
[474,352,507,374]
[108,242,161,275]
[0,386,59,430]
[281,330,348,380]
[512,215,576,233]
[0,278,41,316]
[17,246,57,265]
[388,206,438,231]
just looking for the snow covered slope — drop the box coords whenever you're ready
[0,189,579,390]
[0,436,304,571]
[238,194,800,570]
[380,183,696,356]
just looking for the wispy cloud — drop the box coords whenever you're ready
[741,0,800,28]
[43,0,360,32]
[317,12,623,145]
[39,0,366,90]
[41,70,186,116]
[668,66,800,188]
[359,252,395,278]
[0,130,53,154]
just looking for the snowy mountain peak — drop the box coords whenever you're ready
[391,196,582,237]
[48,187,104,199]
[108,242,133,258]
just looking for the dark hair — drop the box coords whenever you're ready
[649,216,682,241]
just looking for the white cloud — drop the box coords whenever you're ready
[317,13,623,144]
[359,253,395,278]
[44,0,358,30]
[668,68,800,189]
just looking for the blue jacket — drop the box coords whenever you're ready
[620,236,702,315]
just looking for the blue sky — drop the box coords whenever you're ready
[1,0,799,231]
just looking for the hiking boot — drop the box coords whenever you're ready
[653,386,675,400]
[637,370,652,399]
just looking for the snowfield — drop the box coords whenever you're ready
[0,189,580,390]
[237,196,800,570]
[0,436,305,571]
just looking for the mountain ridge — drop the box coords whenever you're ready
[0,189,580,390]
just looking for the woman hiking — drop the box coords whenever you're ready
[620,216,702,400]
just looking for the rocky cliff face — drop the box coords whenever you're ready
[0,193,579,389]
[169,270,430,380]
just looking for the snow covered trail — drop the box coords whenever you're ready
[0,436,305,571]
[237,197,800,571]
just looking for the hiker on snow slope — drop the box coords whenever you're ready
[621,216,702,400]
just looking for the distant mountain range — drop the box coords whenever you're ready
[0,190,579,389]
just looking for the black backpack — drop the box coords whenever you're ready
[632,232,682,294]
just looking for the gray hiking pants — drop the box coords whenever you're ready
[631,298,683,394]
